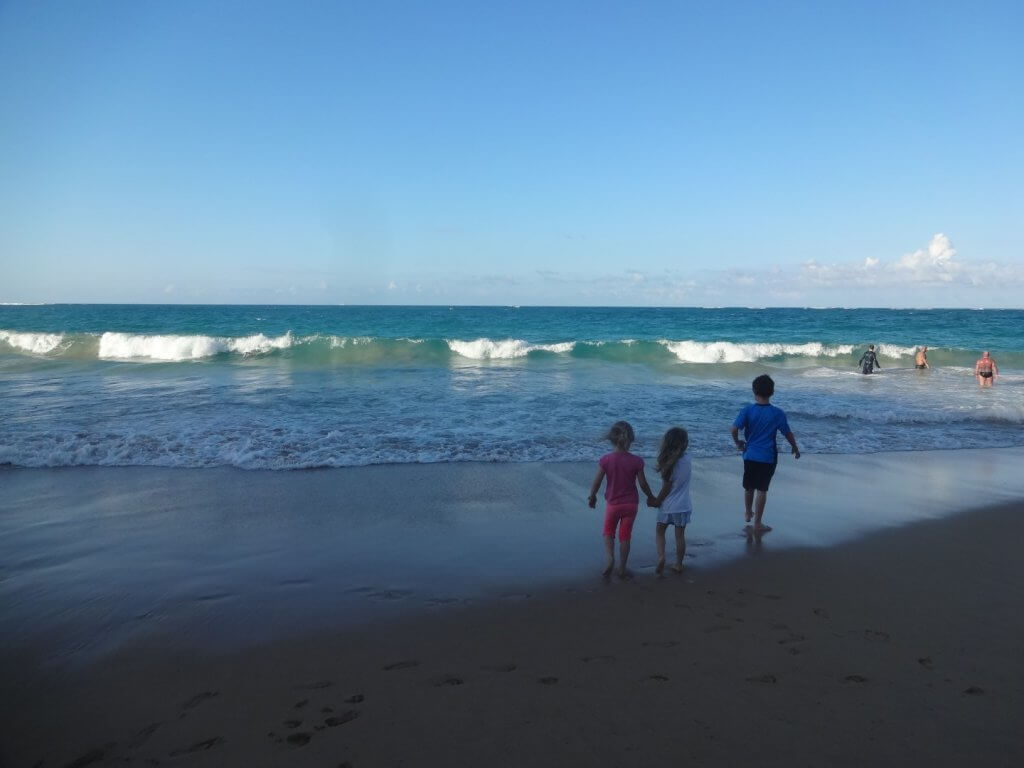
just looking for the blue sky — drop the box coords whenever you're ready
[1,0,1021,306]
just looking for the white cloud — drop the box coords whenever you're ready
[163,283,175,294]
[352,234,1023,306]
[892,233,957,282]
[796,233,1022,289]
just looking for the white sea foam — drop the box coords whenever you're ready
[876,343,917,358]
[0,330,64,354]
[447,338,575,359]
[98,332,293,361]
[328,336,375,348]
[230,332,293,355]
[659,340,856,363]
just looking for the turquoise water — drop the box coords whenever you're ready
[1,305,1022,467]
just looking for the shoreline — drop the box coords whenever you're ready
[3,448,1024,660]
[3,495,1023,765]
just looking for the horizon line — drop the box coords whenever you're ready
[1,302,1020,311]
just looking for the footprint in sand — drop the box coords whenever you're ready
[777,633,806,645]
[963,686,985,696]
[383,660,419,671]
[813,607,831,619]
[346,693,365,703]
[293,699,309,709]
[283,719,303,729]
[649,674,670,682]
[538,676,559,685]
[285,732,312,746]
[302,680,333,689]
[500,592,532,601]
[169,736,224,756]
[325,710,360,727]
[195,592,234,602]
[918,657,935,670]
[433,675,464,687]
[129,722,161,749]
[369,589,414,601]
[64,746,111,768]
[864,630,891,642]
[844,674,868,683]
[181,691,219,710]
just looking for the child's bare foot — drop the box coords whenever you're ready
[655,558,665,576]
[616,567,633,580]
[602,559,614,577]
[753,524,772,533]
[744,510,753,523]
[671,563,684,574]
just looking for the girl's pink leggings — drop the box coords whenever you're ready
[603,503,638,541]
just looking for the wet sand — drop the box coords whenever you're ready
[2,451,1024,766]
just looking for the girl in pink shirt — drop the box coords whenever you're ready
[588,421,656,578]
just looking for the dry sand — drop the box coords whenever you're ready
[2,454,1024,766]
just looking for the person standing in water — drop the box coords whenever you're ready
[730,375,800,533]
[975,351,999,387]
[588,421,656,578]
[858,345,881,374]
[915,346,930,369]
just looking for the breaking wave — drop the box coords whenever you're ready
[0,329,1012,368]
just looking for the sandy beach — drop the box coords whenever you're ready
[3,450,1024,766]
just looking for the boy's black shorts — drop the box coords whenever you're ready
[742,459,777,492]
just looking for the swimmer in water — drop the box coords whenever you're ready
[915,346,930,370]
[975,351,998,388]
[858,345,881,375]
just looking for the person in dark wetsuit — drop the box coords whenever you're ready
[858,344,881,374]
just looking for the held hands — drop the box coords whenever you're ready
[646,494,660,508]
[587,493,597,508]
[792,447,801,459]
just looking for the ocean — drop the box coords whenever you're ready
[1,305,1021,469]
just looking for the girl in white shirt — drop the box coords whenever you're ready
[649,427,692,576]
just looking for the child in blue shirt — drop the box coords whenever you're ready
[730,374,800,532]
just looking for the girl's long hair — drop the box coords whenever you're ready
[604,420,635,450]
[655,427,689,482]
